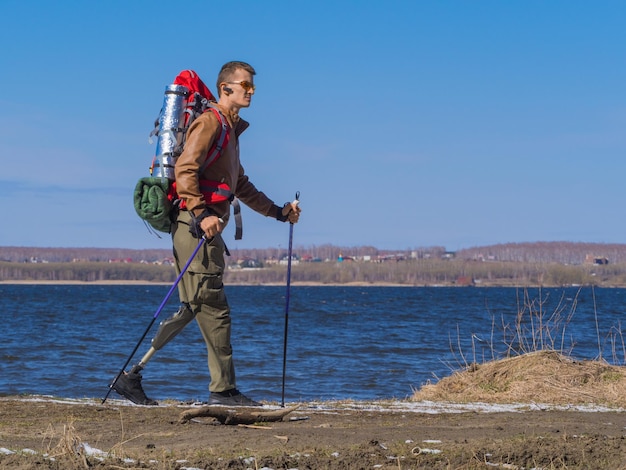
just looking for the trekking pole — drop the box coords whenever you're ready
[281,192,300,407]
[102,235,207,404]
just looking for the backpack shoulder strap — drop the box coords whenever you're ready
[200,105,230,173]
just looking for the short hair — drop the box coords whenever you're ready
[216,61,256,96]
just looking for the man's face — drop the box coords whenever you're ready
[223,68,255,108]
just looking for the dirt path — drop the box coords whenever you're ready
[1,397,625,469]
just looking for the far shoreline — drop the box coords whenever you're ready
[0,280,424,287]
[2,280,623,288]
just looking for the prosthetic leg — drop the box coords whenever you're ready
[112,303,196,405]
[135,302,196,369]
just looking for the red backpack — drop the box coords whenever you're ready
[135,70,242,238]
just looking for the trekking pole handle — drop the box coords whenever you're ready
[289,192,300,224]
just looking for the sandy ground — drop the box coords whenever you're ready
[0,396,625,469]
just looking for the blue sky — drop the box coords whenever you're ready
[1,1,624,251]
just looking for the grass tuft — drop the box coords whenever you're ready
[413,287,626,407]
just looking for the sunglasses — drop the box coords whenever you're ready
[225,80,256,92]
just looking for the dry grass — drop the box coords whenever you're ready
[413,350,626,407]
[46,418,90,469]
[41,411,141,469]
[414,287,626,408]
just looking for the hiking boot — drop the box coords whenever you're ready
[112,370,158,406]
[208,389,262,407]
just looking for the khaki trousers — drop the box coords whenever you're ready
[172,211,236,393]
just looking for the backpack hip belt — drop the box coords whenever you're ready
[169,179,242,240]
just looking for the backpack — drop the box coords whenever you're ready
[134,70,234,235]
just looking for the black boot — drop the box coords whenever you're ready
[112,365,158,406]
[208,388,262,407]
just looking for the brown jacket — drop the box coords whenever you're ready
[174,104,280,225]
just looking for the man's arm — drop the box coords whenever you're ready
[235,168,301,224]
[174,113,220,218]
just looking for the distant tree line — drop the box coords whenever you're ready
[0,246,173,263]
[0,244,443,264]
[3,258,626,287]
[457,241,626,264]
[3,241,625,264]
[0,262,175,283]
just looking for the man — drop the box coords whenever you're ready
[114,61,301,407]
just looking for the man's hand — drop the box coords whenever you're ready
[189,211,224,239]
[200,215,224,238]
[281,201,301,224]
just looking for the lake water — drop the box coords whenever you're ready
[1,284,624,404]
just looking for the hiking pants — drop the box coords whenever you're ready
[172,210,236,393]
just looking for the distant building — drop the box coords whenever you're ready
[584,254,609,265]
[455,276,475,287]
[279,256,300,266]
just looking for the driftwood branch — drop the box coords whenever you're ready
[179,405,300,425]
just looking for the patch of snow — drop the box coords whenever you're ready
[79,443,109,458]
[302,399,624,414]
[1,395,623,414]
[414,447,442,455]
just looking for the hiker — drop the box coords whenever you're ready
[114,61,301,406]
